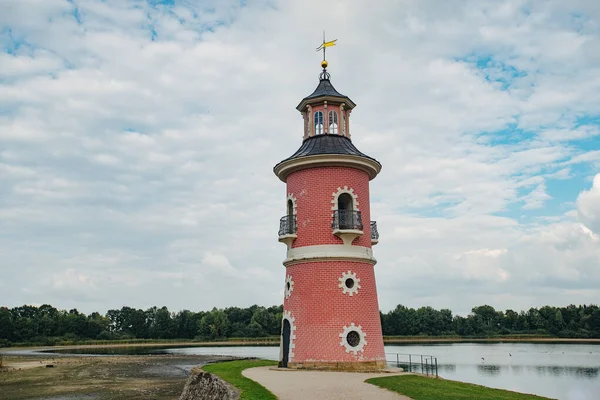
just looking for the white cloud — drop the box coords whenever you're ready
[577,174,600,234]
[522,183,552,210]
[0,0,599,315]
[459,248,508,258]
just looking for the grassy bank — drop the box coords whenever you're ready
[367,375,554,400]
[203,360,277,400]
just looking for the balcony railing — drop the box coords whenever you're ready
[370,221,379,241]
[278,215,297,236]
[332,210,363,231]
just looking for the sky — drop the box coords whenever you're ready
[1,0,599,316]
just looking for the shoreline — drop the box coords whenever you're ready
[2,336,599,353]
[0,353,234,400]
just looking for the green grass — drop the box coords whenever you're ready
[203,359,278,400]
[366,375,555,400]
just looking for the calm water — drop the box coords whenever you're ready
[44,343,599,400]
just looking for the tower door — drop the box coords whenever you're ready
[281,319,291,368]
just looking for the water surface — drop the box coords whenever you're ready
[42,342,600,400]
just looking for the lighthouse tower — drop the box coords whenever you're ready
[274,58,386,370]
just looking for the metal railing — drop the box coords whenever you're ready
[278,215,297,236]
[385,353,438,377]
[332,210,363,231]
[370,221,379,241]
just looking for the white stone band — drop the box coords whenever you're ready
[274,154,381,182]
[284,244,376,266]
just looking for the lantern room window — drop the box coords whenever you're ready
[314,111,324,135]
[329,111,339,134]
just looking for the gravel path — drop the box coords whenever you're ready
[243,366,413,400]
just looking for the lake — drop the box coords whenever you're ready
[46,342,599,400]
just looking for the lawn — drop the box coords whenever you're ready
[366,375,555,400]
[202,359,278,400]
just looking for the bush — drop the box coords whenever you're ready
[557,329,591,338]
[96,330,113,340]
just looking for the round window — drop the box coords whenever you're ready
[339,271,360,296]
[346,330,360,347]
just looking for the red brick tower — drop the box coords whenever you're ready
[274,59,385,370]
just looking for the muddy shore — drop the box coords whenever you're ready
[0,353,234,400]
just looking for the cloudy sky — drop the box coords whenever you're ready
[1,0,599,315]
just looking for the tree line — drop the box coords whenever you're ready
[1,303,599,346]
[381,304,600,338]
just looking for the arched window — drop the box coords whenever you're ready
[337,193,354,230]
[284,198,296,235]
[328,111,339,134]
[338,193,353,211]
[314,111,324,135]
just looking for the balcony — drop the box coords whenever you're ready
[370,221,379,245]
[278,215,297,248]
[332,210,363,245]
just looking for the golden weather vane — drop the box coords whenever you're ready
[316,31,337,69]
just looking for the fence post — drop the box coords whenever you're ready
[435,357,438,378]
[421,355,424,374]
[396,353,399,368]
[409,354,412,372]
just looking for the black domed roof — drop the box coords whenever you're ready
[275,134,380,167]
[305,78,346,100]
[296,76,356,111]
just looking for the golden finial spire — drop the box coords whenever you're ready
[316,31,337,70]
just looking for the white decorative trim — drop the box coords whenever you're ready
[296,95,356,113]
[324,101,328,133]
[339,323,367,354]
[282,310,297,359]
[303,112,309,139]
[284,275,294,299]
[338,270,361,296]
[278,234,297,249]
[331,186,359,216]
[273,154,382,182]
[284,244,376,266]
[306,105,313,137]
[340,103,346,136]
[347,109,352,139]
[333,229,363,246]
[286,194,297,216]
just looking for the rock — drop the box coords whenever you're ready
[179,371,239,400]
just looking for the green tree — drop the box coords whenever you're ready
[503,309,519,331]
[197,308,230,340]
[588,308,600,336]
[173,310,203,339]
[0,307,14,341]
[471,305,498,332]
[148,306,175,339]
[247,321,266,337]
[251,307,278,335]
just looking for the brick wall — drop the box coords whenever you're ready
[286,167,372,248]
[283,260,385,363]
